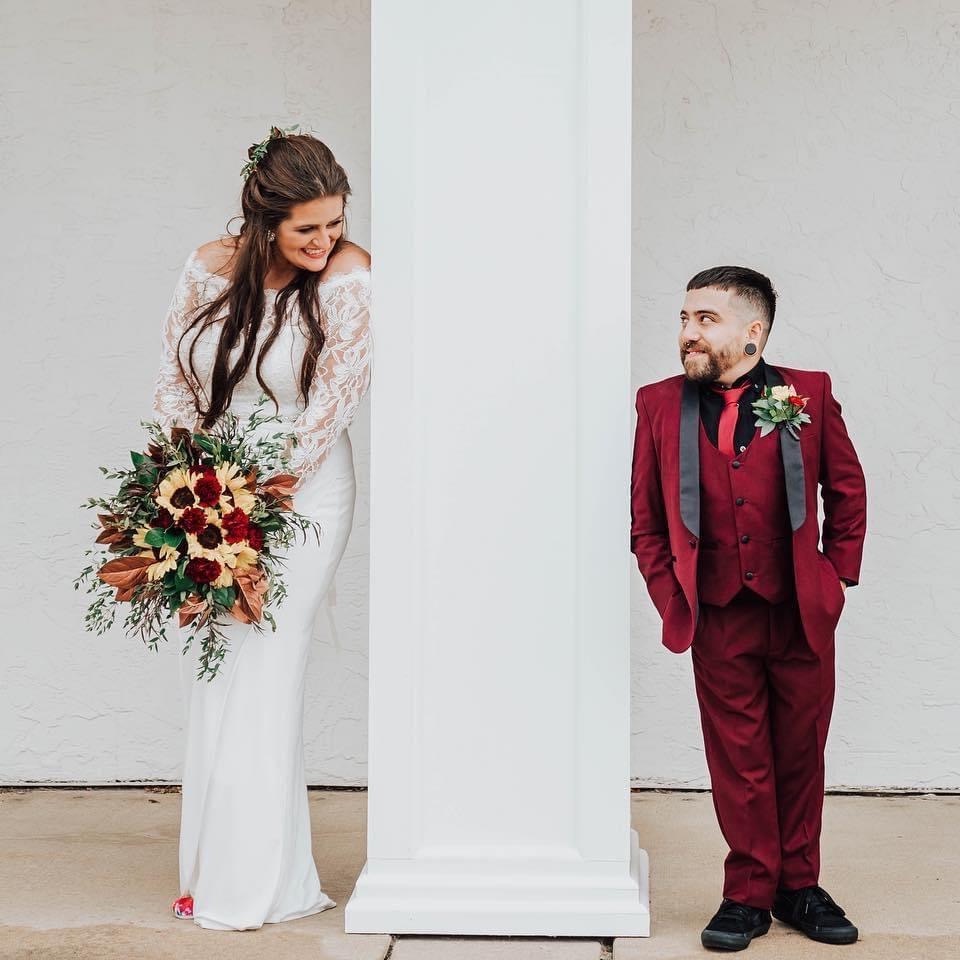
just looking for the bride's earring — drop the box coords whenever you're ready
[267,229,276,242]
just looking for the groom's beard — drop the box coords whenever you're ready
[681,342,739,383]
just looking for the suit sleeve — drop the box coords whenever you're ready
[631,388,681,617]
[818,372,867,585]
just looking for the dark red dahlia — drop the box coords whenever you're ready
[247,525,265,551]
[186,557,221,585]
[194,474,223,508]
[222,508,250,545]
[178,507,207,535]
[151,508,175,529]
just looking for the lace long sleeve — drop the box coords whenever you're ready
[289,269,372,483]
[152,252,203,432]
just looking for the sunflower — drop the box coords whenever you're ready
[216,462,257,514]
[155,468,198,516]
[132,527,153,549]
[142,543,179,582]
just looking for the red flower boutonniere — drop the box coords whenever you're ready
[752,384,811,440]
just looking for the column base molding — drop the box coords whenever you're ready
[344,830,650,936]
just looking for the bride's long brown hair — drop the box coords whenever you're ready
[178,130,352,428]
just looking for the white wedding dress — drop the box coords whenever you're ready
[151,249,371,930]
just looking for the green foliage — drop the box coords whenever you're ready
[75,394,322,681]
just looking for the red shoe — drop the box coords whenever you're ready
[172,895,194,919]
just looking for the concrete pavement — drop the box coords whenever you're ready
[0,789,956,959]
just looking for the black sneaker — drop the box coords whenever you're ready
[773,885,859,944]
[701,899,772,951]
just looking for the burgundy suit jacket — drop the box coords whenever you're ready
[631,364,866,653]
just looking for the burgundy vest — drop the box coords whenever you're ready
[697,422,794,606]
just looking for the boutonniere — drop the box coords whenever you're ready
[752,384,811,440]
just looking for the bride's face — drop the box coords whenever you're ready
[274,195,345,273]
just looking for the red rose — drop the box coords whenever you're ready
[222,508,250,544]
[247,525,265,551]
[186,557,222,585]
[788,395,807,409]
[179,507,207,535]
[194,474,223,508]
[151,508,174,529]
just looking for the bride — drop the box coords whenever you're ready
[151,127,371,930]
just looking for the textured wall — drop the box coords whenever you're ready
[3,1,957,789]
[0,0,372,784]
[630,0,960,789]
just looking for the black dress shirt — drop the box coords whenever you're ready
[698,357,767,454]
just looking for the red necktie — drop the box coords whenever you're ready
[714,384,751,458]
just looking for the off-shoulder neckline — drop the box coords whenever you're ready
[186,249,370,294]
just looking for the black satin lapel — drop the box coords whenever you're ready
[764,364,807,531]
[679,378,700,538]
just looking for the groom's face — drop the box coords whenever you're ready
[679,286,752,383]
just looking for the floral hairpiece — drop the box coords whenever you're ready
[241,124,301,180]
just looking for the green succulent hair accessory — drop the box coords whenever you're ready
[241,124,300,180]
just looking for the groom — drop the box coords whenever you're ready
[630,267,866,952]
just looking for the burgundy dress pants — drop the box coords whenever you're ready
[691,591,835,909]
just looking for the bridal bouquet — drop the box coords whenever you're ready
[74,398,319,680]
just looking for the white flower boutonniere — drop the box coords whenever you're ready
[752,384,811,440]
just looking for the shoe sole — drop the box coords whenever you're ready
[772,912,859,945]
[701,921,771,951]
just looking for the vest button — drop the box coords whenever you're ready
[735,497,745,506]
[731,460,742,469]
[741,535,750,544]
[744,571,755,580]
[688,539,697,548]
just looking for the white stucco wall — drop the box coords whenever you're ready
[2,1,956,789]
[0,0,372,785]
[630,0,960,790]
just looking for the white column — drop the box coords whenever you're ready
[345,0,648,936]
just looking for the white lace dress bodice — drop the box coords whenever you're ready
[152,250,371,483]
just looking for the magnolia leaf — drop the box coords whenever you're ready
[212,586,235,608]
[178,595,209,628]
[145,528,166,548]
[130,451,149,469]
[229,597,255,624]
[244,467,258,490]
[261,473,297,492]
[95,527,126,545]
[163,528,185,549]
[98,555,154,590]
[232,572,265,625]
[261,473,298,510]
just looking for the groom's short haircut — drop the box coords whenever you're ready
[686,265,777,333]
